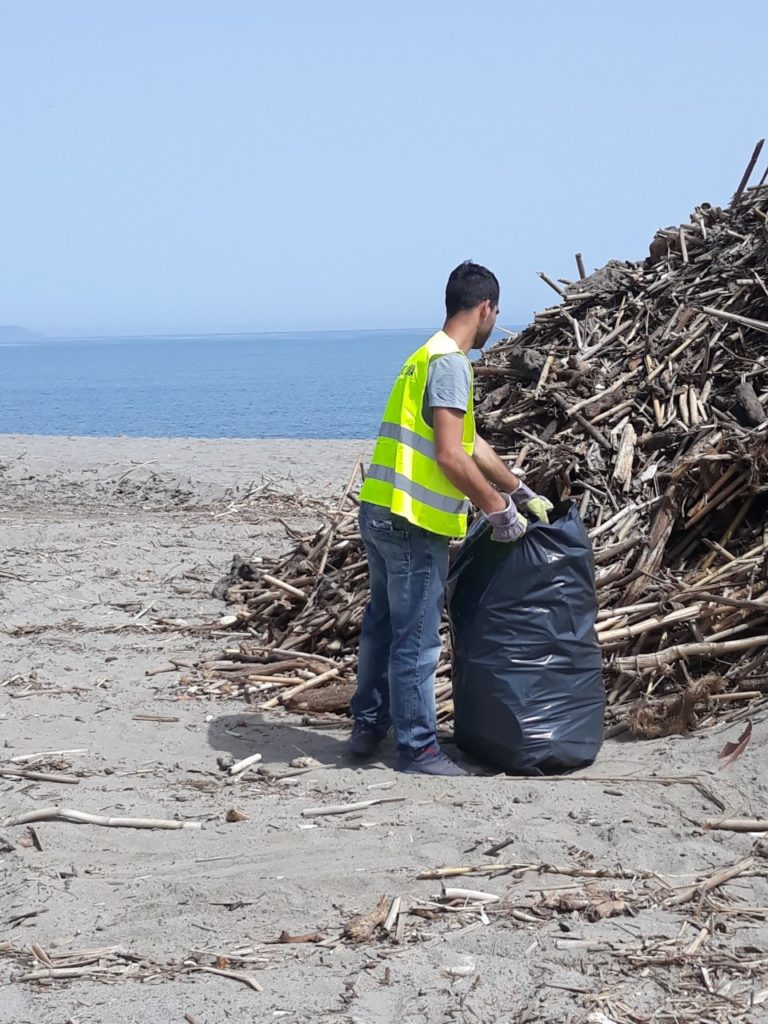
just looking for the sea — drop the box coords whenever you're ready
[0,329,476,439]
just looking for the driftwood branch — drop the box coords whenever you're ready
[2,806,202,830]
[0,766,80,784]
[662,856,754,905]
[187,965,263,992]
[301,797,405,818]
[343,895,390,942]
[704,819,768,833]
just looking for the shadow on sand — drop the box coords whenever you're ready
[207,711,387,770]
[206,712,477,773]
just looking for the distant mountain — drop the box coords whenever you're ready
[0,325,42,342]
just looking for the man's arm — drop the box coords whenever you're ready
[474,433,554,523]
[471,434,521,492]
[433,408,507,514]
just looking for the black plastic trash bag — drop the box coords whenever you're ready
[447,502,604,775]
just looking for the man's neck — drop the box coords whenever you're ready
[441,316,476,355]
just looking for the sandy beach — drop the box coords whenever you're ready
[1,435,766,1024]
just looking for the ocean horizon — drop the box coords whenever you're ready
[0,328,515,440]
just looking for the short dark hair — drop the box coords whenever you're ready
[445,261,500,317]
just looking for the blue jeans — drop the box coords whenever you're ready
[352,501,450,754]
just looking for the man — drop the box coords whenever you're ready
[350,262,553,775]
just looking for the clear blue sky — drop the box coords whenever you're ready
[1,1,765,336]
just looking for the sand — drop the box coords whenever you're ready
[1,434,766,1023]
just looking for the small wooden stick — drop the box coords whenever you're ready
[266,648,338,666]
[420,865,520,880]
[260,667,340,709]
[30,943,53,966]
[709,691,762,702]
[132,714,179,723]
[612,422,636,488]
[533,353,555,400]
[261,574,307,601]
[701,305,768,336]
[575,252,586,280]
[145,663,182,676]
[551,393,613,450]
[383,896,401,933]
[678,226,688,264]
[344,895,390,942]
[684,924,709,956]
[221,653,307,673]
[588,498,660,540]
[701,496,755,572]
[732,138,765,202]
[133,601,156,622]
[228,752,263,776]
[686,472,750,528]
[243,675,309,686]
[17,965,133,981]
[598,603,705,644]
[704,819,768,833]
[615,634,768,672]
[2,806,202,830]
[187,964,263,992]
[537,271,566,298]
[0,767,80,785]
[301,797,405,818]
[442,887,500,903]
[420,862,661,881]
[9,749,87,764]
[646,328,707,381]
[567,370,639,416]
[663,857,754,905]
[305,455,364,604]
[692,590,768,614]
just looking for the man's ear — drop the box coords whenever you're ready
[478,299,492,320]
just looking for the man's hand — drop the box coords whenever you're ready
[511,481,554,523]
[486,494,528,543]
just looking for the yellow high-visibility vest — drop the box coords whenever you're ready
[360,331,475,537]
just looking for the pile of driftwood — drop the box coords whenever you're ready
[184,463,418,717]
[472,142,768,735]
[184,144,768,738]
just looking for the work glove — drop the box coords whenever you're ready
[511,481,554,524]
[486,495,528,543]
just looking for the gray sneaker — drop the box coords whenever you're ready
[397,744,467,776]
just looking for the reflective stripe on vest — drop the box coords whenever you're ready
[364,464,469,515]
[376,421,436,460]
[360,331,475,538]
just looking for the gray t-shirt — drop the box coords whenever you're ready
[422,352,472,427]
